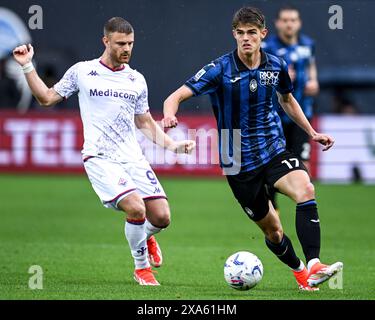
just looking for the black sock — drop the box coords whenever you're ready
[265,234,301,269]
[296,199,321,263]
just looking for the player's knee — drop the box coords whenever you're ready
[153,210,171,228]
[145,199,171,228]
[296,182,315,203]
[306,182,315,199]
[159,215,171,228]
[122,201,146,219]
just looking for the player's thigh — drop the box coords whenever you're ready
[128,161,169,226]
[226,170,269,222]
[265,151,313,203]
[265,150,307,186]
[266,151,315,203]
[125,159,167,200]
[84,157,139,210]
[274,170,315,203]
[144,198,171,228]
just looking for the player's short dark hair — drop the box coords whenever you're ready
[232,7,266,30]
[104,17,134,36]
[276,5,300,19]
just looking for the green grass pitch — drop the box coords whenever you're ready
[0,174,374,300]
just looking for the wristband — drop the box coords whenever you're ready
[22,62,34,74]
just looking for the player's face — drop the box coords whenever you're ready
[275,10,301,38]
[233,23,268,56]
[103,32,134,65]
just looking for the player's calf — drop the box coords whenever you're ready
[296,199,321,263]
[144,199,170,268]
[118,193,151,279]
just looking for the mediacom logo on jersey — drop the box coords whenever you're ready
[89,89,136,101]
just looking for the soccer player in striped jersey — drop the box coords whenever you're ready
[13,17,195,286]
[262,6,319,212]
[163,7,342,290]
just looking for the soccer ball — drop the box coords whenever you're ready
[224,251,263,290]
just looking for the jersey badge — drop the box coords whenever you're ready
[249,79,258,92]
[118,178,127,186]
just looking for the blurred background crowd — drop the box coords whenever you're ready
[1,0,374,114]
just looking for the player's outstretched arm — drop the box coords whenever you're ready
[277,92,334,151]
[13,44,63,107]
[162,85,194,128]
[135,111,196,154]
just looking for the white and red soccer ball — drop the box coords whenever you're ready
[224,251,263,290]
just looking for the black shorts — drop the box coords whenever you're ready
[282,122,311,161]
[226,150,307,222]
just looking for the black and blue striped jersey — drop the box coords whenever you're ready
[185,49,293,173]
[263,34,315,122]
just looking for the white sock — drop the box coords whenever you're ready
[307,258,320,271]
[124,220,150,269]
[292,260,305,272]
[145,219,163,239]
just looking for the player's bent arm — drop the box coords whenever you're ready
[135,112,195,154]
[278,93,316,137]
[277,92,334,151]
[163,85,194,128]
[24,70,63,107]
[13,44,63,107]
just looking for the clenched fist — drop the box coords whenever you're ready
[168,140,196,154]
[162,116,179,128]
[312,133,334,151]
[13,44,34,66]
